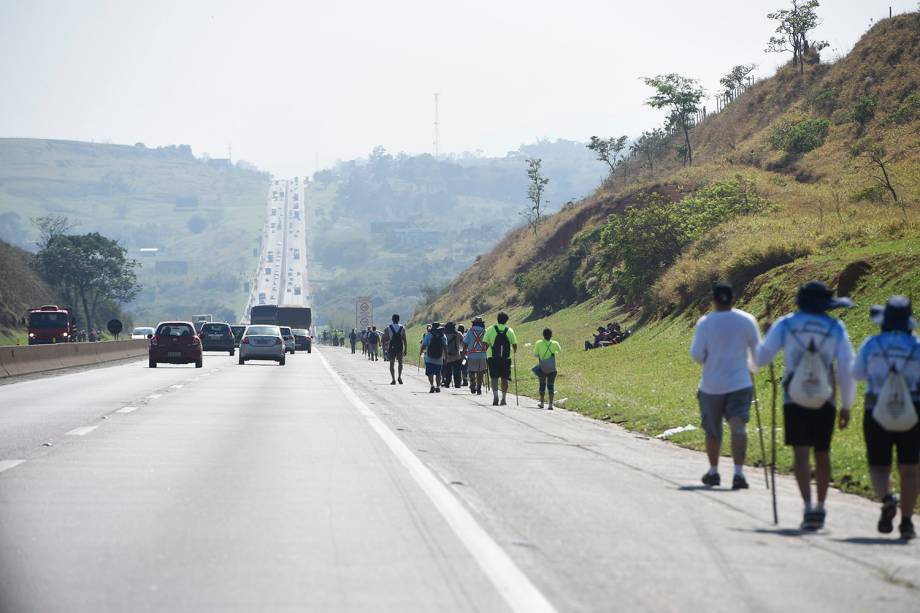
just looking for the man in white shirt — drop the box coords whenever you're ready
[690,282,761,489]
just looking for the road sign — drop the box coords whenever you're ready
[107,319,123,340]
[356,297,373,329]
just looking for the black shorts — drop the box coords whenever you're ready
[783,403,836,452]
[487,357,512,380]
[864,410,920,466]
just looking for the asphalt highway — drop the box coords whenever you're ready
[1,348,918,612]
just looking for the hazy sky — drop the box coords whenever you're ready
[0,0,913,176]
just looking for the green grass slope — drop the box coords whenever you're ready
[0,139,269,324]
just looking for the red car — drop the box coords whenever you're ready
[148,321,203,368]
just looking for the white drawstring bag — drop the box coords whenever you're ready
[873,341,919,432]
[788,336,833,409]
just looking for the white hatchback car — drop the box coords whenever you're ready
[131,326,155,340]
[279,326,296,354]
[238,325,285,366]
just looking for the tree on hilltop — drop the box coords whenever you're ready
[523,158,549,236]
[766,0,828,74]
[719,64,757,96]
[587,135,629,176]
[643,74,705,166]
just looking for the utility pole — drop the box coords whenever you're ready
[433,93,440,159]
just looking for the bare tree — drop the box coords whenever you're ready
[31,215,76,249]
[850,139,902,203]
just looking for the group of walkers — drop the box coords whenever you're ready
[346,312,562,409]
[692,279,919,539]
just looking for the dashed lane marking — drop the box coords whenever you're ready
[0,460,25,473]
[65,426,98,436]
[316,350,557,613]
[116,406,138,414]
[146,393,162,400]
[170,384,184,389]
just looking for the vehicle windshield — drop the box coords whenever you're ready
[246,326,280,336]
[201,323,229,334]
[29,312,68,328]
[132,327,154,335]
[279,327,292,336]
[156,324,194,337]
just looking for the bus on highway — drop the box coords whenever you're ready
[249,305,279,325]
[27,305,74,344]
[276,305,311,330]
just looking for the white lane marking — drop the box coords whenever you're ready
[316,351,557,613]
[170,384,184,390]
[146,393,162,399]
[66,426,98,436]
[116,406,138,414]
[0,460,26,473]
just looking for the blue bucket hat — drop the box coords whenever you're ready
[796,280,853,314]
[871,295,917,331]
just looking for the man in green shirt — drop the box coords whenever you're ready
[483,311,518,406]
[533,328,562,410]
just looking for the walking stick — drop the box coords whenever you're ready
[751,374,769,489]
[513,353,519,406]
[769,362,779,525]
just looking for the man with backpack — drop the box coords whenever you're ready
[349,328,358,354]
[483,312,517,406]
[457,324,469,387]
[690,282,761,490]
[421,321,448,393]
[463,317,488,395]
[757,280,856,531]
[383,314,408,385]
[366,325,380,361]
[442,322,464,389]
[851,296,920,540]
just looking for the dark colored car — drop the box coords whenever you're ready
[230,325,246,347]
[199,322,235,355]
[293,329,312,353]
[149,322,202,368]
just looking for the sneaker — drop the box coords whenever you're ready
[899,519,916,540]
[390,380,396,385]
[477,389,482,396]
[435,387,441,393]
[398,378,403,385]
[878,494,899,534]
[429,386,436,393]
[701,472,721,487]
[492,398,499,406]
[547,404,553,410]
[537,401,544,409]
[802,509,826,531]
[500,399,507,406]
[471,387,476,394]
[732,475,749,490]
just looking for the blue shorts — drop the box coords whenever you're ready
[425,362,442,376]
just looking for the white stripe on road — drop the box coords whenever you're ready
[65,426,98,436]
[316,350,557,613]
[116,406,138,414]
[170,384,184,389]
[146,393,162,399]
[0,460,25,473]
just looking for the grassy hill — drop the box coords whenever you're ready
[411,12,920,498]
[0,240,53,344]
[0,139,269,324]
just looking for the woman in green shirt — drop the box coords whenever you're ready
[533,328,561,410]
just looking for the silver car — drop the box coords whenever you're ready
[238,325,285,366]
[279,326,296,354]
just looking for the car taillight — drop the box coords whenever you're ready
[242,337,250,344]
[62,332,69,337]
[191,337,201,346]
[275,338,282,345]
[150,336,158,346]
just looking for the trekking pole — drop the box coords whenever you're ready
[769,362,779,525]
[750,374,769,489]
[513,354,519,406]
[417,353,421,374]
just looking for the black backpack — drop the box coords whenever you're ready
[492,325,511,359]
[426,332,444,359]
[388,324,403,355]
[446,332,460,357]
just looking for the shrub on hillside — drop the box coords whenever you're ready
[514,250,587,316]
[883,92,920,126]
[595,176,773,303]
[850,94,879,127]
[768,117,830,153]
[810,85,840,115]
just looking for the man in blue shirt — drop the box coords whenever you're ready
[852,296,920,540]
[421,322,448,393]
[757,281,855,531]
